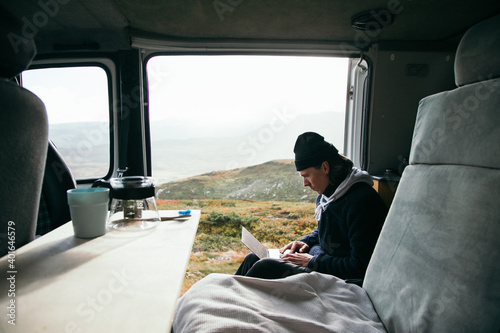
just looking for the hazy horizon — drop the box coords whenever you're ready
[24,55,350,183]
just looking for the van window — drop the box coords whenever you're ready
[146,55,349,189]
[22,66,111,180]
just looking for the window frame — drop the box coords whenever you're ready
[23,57,117,184]
[142,50,371,177]
[344,56,372,170]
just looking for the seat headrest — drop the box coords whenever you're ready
[455,14,500,87]
[0,7,37,79]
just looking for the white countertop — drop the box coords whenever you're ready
[0,210,200,332]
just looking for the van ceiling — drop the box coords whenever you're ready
[2,0,500,54]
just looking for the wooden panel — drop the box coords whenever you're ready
[373,179,399,208]
[0,210,199,333]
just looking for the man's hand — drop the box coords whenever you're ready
[280,241,309,254]
[281,253,313,267]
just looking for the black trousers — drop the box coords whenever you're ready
[235,253,312,279]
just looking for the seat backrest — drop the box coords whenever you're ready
[36,141,77,236]
[363,14,500,333]
[0,7,48,256]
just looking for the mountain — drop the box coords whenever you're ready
[49,122,110,179]
[47,110,345,183]
[151,111,345,183]
[156,159,317,202]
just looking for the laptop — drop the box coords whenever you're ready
[241,227,282,259]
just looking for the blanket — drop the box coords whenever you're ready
[173,272,386,333]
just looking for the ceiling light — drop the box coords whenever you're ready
[351,9,395,31]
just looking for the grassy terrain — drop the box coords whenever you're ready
[156,199,316,295]
[156,159,317,203]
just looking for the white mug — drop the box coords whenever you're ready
[67,188,109,238]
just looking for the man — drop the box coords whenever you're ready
[235,132,387,280]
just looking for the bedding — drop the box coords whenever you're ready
[173,272,386,332]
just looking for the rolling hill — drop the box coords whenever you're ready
[150,111,345,183]
[156,159,317,202]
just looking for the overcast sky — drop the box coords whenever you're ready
[23,66,109,124]
[147,55,348,129]
[23,55,348,133]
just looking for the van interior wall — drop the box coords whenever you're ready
[367,45,457,176]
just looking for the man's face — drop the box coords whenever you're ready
[299,162,330,195]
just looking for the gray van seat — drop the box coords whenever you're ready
[363,14,500,332]
[36,140,77,236]
[0,7,49,256]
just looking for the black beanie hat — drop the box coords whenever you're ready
[294,132,338,171]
